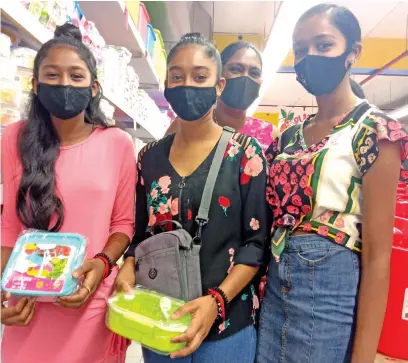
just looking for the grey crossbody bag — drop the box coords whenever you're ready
[134,127,234,301]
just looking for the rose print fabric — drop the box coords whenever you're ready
[266,101,408,261]
[125,132,268,341]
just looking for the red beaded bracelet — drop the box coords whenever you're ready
[94,255,111,279]
[208,288,226,321]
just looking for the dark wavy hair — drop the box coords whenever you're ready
[220,41,262,69]
[17,23,110,231]
[167,33,222,79]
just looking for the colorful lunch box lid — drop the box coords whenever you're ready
[2,230,87,298]
[107,286,191,355]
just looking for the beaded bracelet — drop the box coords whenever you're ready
[209,290,225,321]
[94,253,114,279]
[208,287,230,320]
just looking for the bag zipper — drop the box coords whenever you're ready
[179,250,188,301]
[178,177,186,223]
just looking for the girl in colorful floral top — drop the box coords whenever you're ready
[165,41,275,151]
[257,4,408,363]
[115,34,268,363]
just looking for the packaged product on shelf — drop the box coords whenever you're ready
[0,34,12,58]
[28,1,45,20]
[100,46,132,97]
[115,46,132,97]
[99,46,120,94]
[124,65,139,109]
[107,286,191,355]
[1,230,88,302]
[12,47,37,69]
[38,1,65,31]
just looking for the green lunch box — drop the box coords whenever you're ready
[107,287,192,355]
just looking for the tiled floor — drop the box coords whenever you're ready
[125,343,144,363]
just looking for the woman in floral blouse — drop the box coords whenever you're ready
[115,34,268,363]
[257,4,408,363]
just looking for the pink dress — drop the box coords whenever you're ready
[240,117,274,152]
[1,122,136,363]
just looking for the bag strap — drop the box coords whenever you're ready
[194,126,235,242]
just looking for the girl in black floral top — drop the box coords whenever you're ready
[115,34,268,363]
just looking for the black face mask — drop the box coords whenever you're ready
[164,86,217,122]
[37,83,92,120]
[220,76,260,110]
[295,50,352,96]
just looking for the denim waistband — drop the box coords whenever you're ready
[286,233,347,253]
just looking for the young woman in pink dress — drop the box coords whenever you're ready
[1,23,136,363]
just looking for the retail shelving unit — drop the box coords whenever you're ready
[78,1,161,90]
[1,1,164,141]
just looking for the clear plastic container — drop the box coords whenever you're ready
[107,286,191,355]
[2,230,87,301]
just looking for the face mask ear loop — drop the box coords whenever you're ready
[345,43,356,73]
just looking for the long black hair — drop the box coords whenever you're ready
[17,23,110,231]
[297,4,362,48]
[220,41,263,68]
[167,33,222,79]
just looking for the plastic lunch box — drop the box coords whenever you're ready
[107,287,191,355]
[2,230,87,299]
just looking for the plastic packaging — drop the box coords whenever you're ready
[153,29,167,85]
[145,24,156,58]
[2,230,87,301]
[138,3,150,43]
[107,286,191,355]
[126,1,140,27]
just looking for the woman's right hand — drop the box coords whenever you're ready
[113,257,136,294]
[1,292,36,326]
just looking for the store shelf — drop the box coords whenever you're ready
[78,1,162,89]
[1,1,53,48]
[0,1,163,141]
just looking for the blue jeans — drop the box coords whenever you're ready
[143,325,257,363]
[256,235,360,363]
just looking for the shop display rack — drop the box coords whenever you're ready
[1,1,165,141]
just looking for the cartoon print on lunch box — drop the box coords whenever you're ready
[5,243,75,293]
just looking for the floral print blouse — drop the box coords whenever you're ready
[125,132,268,341]
[266,101,408,261]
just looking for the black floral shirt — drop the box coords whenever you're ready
[125,132,268,341]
